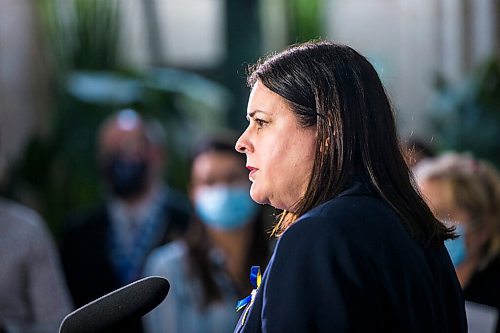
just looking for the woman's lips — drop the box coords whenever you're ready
[246,166,258,180]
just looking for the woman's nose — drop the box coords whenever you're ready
[235,137,246,153]
[235,130,252,154]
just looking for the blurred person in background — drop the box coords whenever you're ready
[143,135,270,333]
[59,109,191,332]
[415,152,500,332]
[0,193,72,332]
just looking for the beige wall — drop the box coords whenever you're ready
[119,0,226,69]
[325,0,498,139]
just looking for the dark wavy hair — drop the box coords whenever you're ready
[185,136,269,309]
[247,40,453,247]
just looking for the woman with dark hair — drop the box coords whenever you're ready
[233,40,467,332]
[143,136,270,333]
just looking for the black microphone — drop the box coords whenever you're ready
[59,276,169,333]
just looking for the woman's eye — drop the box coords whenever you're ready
[255,119,267,128]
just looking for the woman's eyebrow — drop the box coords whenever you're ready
[246,110,267,121]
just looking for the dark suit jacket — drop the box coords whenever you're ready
[60,189,190,333]
[235,181,467,333]
[464,254,500,333]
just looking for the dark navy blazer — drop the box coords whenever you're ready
[234,182,467,333]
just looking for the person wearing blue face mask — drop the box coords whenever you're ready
[415,152,500,333]
[143,135,271,333]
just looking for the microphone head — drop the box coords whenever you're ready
[59,276,169,333]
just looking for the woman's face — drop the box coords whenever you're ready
[235,81,317,211]
[190,150,257,231]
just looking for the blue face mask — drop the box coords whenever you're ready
[444,224,467,267]
[195,185,258,230]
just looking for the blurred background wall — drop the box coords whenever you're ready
[327,0,499,137]
[0,0,499,235]
[0,0,51,178]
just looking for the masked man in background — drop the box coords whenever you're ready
[60,110,191,331]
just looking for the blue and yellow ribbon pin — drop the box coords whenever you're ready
[236,266,261,319]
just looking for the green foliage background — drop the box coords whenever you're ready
[430,58,500,167]
[7,0,232,237]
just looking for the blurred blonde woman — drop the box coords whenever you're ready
[415,152,500,332]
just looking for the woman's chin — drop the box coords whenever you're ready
[250,187,268,205]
